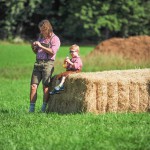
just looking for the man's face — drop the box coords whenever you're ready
[40,28,48,37]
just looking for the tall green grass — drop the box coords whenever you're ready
[0,43,149,79]
[82,54,150,72]
[0,43,150,150]
[0,44,94,79]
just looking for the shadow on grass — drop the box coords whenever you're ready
[0,109,9,114]
[148,81,150,112]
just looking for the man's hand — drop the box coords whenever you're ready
[34,41,42,48]
[32,41,54,56]
[31,41,38,54]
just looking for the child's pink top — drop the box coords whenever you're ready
[36,33,61,60]
[67,56,83,71]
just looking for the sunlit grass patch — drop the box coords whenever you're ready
[82,54,150,72]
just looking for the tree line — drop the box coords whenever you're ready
[0,0,150,44]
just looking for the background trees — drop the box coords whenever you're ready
[0,0,149,44]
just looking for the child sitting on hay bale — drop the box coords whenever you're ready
[49,44,83,95]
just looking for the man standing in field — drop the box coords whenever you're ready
[29,19,61,112]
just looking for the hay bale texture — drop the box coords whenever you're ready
[47,69,150,114]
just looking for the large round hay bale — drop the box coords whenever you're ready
[47,69,150,114]
[90,35,150,62]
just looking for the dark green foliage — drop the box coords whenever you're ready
[0,0,150,43]
[74,0,148,39]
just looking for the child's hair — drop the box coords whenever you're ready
[38,19,53,38]
[69,44,80,52]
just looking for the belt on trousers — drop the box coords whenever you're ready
[36,59,54,62]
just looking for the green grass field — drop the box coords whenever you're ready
[0,43,150,150]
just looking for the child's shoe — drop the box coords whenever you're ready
[59,85,64,91]
[49,85,64,95]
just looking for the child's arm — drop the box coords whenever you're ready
[66,58,82,70]
[65,58,75,67]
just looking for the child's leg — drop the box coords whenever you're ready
[49,77,66,95]
[58,76,66,87]
[56,79,61,86]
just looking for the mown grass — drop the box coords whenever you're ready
[0,43,150,150]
